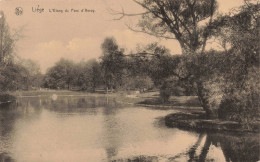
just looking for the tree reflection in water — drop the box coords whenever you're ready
[113,132,259,162]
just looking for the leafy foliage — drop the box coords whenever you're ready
[100,37,125,91]
[43,58,75,89]
[0,11,39,92]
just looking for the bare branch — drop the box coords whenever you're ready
[107,8,150,20]
[201,0,216,54]
[186,0,197,28]
[132,0,165,20]
[125,23,177,40]
[161,1,192,37]
[244,0,258,21]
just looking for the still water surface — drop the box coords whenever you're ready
[0,95,259,162]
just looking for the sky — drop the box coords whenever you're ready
[0,0,244,73]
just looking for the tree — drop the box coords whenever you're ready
[90,59,103,92]
[73,59,103,91]
[0,11,22,93]
[144,43,175,86]
[113,0,260,120]
[114,0,217,53]
[100,37,125,93]
[0,11,15,67]
[0,62,28,91]
[43,58,75,90]
[73,61,92,91]
[210,2,260,125]
[19,59,42,90]
[113,0,219,117]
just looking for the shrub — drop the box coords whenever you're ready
[159,82,171,103]
[218,71,259,129]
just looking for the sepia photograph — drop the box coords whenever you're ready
[0,0,259,161]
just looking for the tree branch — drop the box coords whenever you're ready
[132,0,165,20]
[107,8,150,20]
[165,1,193,38]
[244,0,258,21]
[126,23,177,40]
[201,0,215,54]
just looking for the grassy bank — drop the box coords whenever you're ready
[165,112,260,133]
[112,91,259,133]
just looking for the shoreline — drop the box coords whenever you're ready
[3,90,260,133]
[164,112,260,133]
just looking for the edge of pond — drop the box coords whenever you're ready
[164,112,260,133]
[114,98,260,133]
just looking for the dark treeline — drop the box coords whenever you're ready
[42,40,175,94]
[41,39,199,95]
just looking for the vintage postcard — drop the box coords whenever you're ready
[0,0,259,161]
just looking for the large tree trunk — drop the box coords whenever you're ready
[196,80,218,118]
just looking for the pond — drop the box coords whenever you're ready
[0,95,259,162]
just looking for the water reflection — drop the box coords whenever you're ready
[102,98,123,160]
[114,132,259,162]
[0,95,259,162]
[170,132,259,162]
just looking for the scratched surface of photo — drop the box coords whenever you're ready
[0,0,259,162]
